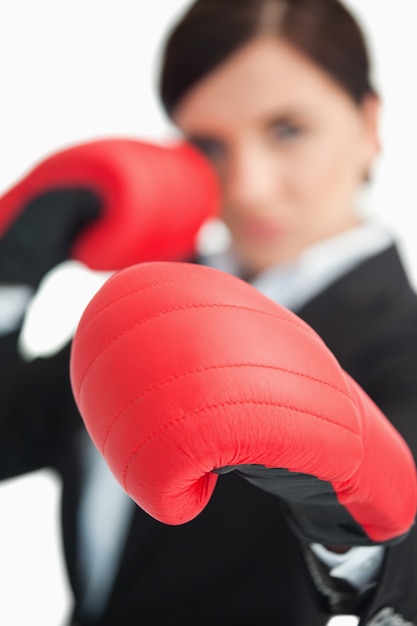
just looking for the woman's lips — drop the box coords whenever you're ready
[234,219,284,241]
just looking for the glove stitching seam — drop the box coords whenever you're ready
[120,398,361,490]
[101,362,355,455]
[75,272,290,342]
[75,302,321,396]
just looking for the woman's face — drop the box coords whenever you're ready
[174,37,380,275]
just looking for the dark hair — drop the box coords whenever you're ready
[159,0,375,115]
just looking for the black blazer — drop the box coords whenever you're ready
[1,244,417,626]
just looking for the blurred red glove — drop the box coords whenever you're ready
[0,139,219,286]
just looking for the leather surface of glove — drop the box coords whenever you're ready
[70,261,417,546]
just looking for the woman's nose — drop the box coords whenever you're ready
[223,144,281,214]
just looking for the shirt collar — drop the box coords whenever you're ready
[200,222,393,311]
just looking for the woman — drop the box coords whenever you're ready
[154,0,417,623]
[1,1,416,625]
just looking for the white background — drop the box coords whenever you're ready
[0,1,416,624]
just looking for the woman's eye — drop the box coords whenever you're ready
[189,137,225,161]
[269,121,303,142]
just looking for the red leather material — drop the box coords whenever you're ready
[0,139,219,270]
[70,261,417,542]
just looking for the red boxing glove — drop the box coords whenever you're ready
[70,261,417,546]
[0,138,219,284]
